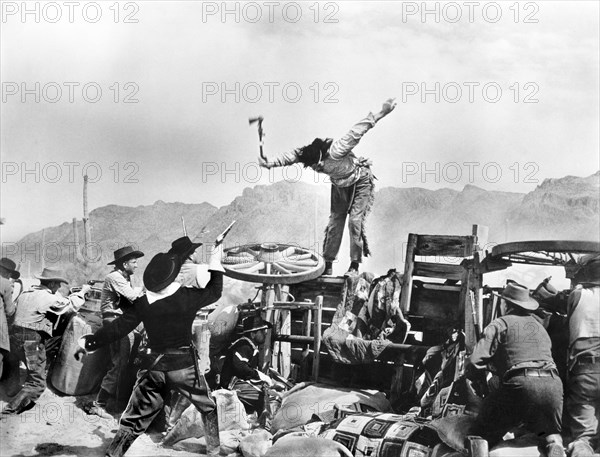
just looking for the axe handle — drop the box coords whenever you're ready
[256,121,266,160]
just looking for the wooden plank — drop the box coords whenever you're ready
[312,295,323,382]
[413,261,465,280]
[278,309,291,379]
[274,335,314,344]
[473,224,489,252]
[260,285,280,372]
[400,233,417,313]
[415,235,475,257]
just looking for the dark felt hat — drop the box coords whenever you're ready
[143,253,181,293]
[168,236,202,261]
[0,258,20,279]
[493,282,539,311]
[240,315,272,334]
[108,246,144,265]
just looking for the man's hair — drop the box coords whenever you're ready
[298,138,332,168]
[0,267,9,279]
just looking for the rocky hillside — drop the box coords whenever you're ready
[5,173,599,283]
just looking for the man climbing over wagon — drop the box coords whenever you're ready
[258,98,397,276]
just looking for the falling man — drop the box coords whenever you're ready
[258,98,397,276]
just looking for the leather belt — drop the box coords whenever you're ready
[576,355,600,365]
[142,346,191,355]
[507,368,557,379]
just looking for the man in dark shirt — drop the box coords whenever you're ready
[77,245,225,457]
[468,282,565,457]
[220,315,273,414]
[565,256,600,457]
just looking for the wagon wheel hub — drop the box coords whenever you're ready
[222,242,325,284]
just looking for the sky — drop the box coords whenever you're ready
[1,0,599,243]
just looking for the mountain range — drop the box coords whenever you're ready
[5,172,599,284]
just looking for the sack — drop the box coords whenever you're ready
[207,303,239,355]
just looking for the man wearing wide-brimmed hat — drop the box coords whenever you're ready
[0,258,19,380]
[565,254,600,457]
[219,315,274,415]
[90,245,145,418]
[468,282,566,457]
[1,267,89,415]
[77,244,226,456]
[168,236,210,288]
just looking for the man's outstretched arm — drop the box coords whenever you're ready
[329,98,397,160]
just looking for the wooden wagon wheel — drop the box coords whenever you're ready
[222,242,325,284]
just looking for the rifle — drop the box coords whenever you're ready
[215,221,236,246]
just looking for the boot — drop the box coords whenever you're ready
[201,410,223,456]
[88,388,112,418]
[465,436,488,457]
[1,391,35,416]
[105,429,137,457]
[344,262,359,277]
[545,434,566,457]
[567,439,593,457]
[323,262,333,276]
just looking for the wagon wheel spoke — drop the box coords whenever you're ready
[223,243,325,284]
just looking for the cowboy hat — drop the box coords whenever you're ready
[575,254,600,286]
[35,267,68,284]
[493,282,539,311]
[168,236,202,261]
[108,246,144,265]
[240,315,272,334]
[0,257,20,279]
[143,253,181,293]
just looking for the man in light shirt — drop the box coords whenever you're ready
[89,246,144,417]
[1,267,89,415]
[259,98,397,276]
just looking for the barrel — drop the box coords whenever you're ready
[50,314,110,395]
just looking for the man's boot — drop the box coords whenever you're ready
[202,410,223,456]
[105,429,137,457]
[344,262,359,277]
[87,388,112,418]
[568,439,594,457]
[1,391,35,416]
[545,434,566,457]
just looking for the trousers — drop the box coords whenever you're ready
[3,326,47,412]
[475,371,564,445]
[118,364,216,435]
[323,168,375,263]
[99,317,135,400]
[565,359,600,445]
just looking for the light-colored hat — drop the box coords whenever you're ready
[35,267,68,284]
[493,282,539,311]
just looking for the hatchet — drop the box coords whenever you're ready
[249,116,266,160]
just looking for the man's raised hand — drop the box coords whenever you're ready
[258,155,273,169]
[381,98,397,116]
